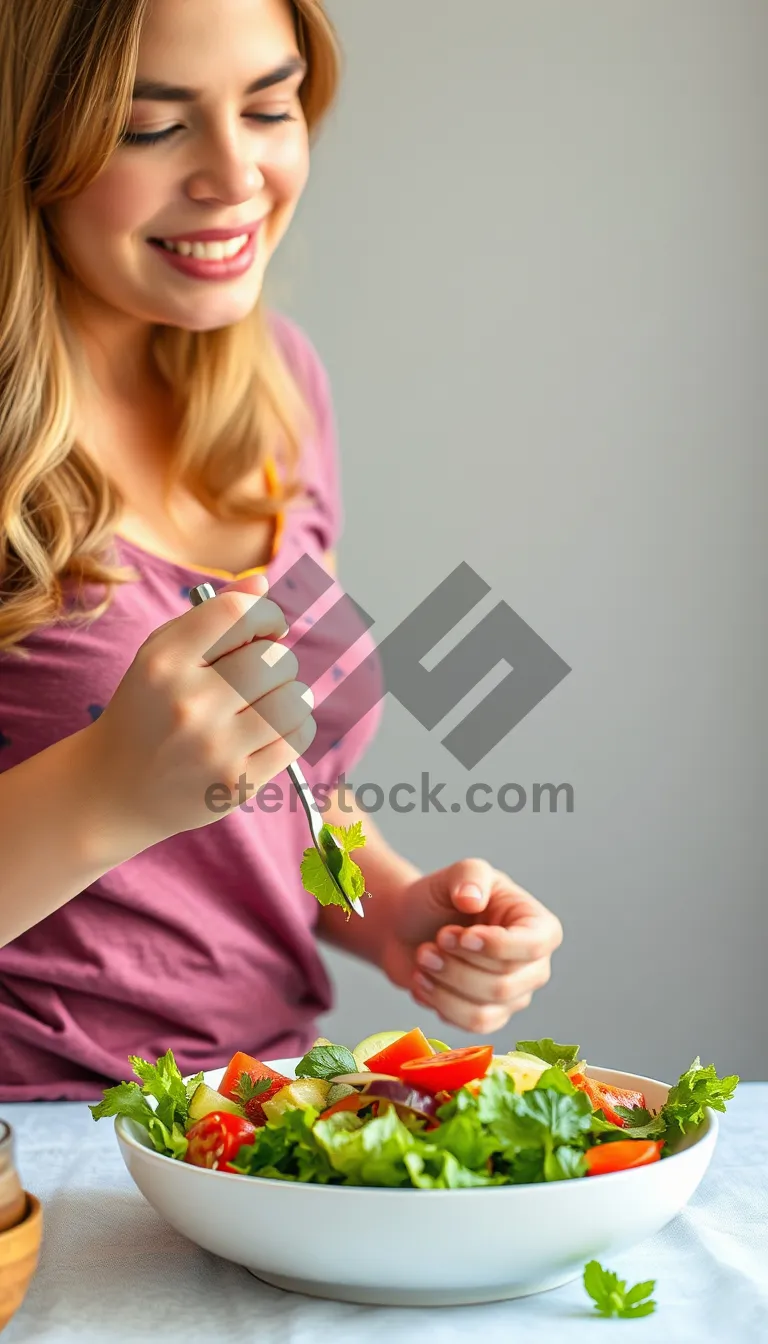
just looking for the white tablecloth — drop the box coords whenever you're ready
[2,1085,767,1343]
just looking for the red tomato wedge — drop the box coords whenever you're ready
[184,1112,256,1170]
[399,1045,494,1093]
[364,1028,434,1075]
[584,1140,664,1176]
[570,1074,646,1128]
[219,1051,291,1126]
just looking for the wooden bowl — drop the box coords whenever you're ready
[0,1194,43,1332]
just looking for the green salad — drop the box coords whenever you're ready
[91,1027,738,1191]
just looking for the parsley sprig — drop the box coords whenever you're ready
[583,1261,657,1318]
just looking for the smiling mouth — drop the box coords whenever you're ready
[149,234,251,261]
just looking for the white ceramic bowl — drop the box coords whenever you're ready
[115,1060,717,1307]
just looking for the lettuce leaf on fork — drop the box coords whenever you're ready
[300,821,367,914]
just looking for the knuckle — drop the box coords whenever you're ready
[253,639,297,681]
[514,993,533,1011]
[494,974,518,1004]
[216,590,254,624]
[276,646,300,682]
[466,1005,496,1034]
[169,693,203,734]
[286,714,317,755]
[141,646,177,690]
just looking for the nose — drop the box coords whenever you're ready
[185,136,265,207]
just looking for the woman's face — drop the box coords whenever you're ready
[51,0,309,334]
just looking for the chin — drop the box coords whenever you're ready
[159,287,265,333]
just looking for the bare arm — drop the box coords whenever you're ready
[0,727,141,947]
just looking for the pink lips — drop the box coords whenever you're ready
[148,222,262,281]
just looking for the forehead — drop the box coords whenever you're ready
[137,0,299,78]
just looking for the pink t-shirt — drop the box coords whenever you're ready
[0,314,383,1101]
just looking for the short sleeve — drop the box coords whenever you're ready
[268,311,343,554]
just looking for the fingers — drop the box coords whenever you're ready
[244,713,318,782]
[232,679,316,758]
[411,971,534,1035]
[148,588,290,665]
[210,639,300,713]
[435,917,561,967]
[414,945,552,1013]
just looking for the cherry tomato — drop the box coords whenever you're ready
[183,1111,257,1170]
[584,1140,664,1176]
[399,1045,494,1093]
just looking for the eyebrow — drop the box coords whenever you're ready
[132,57,306,102]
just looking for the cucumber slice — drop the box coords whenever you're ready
[262,1078,331,1123]
[491,1051,551,1093]
[351,1030,409,1070]
[187,1082,245,1124]
[427,1038,450,1053]
[326,1082,358,1108]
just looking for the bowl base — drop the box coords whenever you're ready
[247,1266,581,1307]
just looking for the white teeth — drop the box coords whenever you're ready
[159,234,249,260]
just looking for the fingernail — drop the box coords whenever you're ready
[413,972,433,994]
[418,948,444,973]
[461,934,484,952]
[439,932,457,951]
[459,883,484,905]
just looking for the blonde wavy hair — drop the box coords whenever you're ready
[0,0,340,654]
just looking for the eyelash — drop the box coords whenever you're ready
[121,112,295,147]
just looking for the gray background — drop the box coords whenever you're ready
[268,0,768,1082]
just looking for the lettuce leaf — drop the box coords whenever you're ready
[616,1058,739,1147]
[300,822,367,913]
[515,1038,582,1069]
[89,1049,201,1159]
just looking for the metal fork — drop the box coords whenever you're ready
[189,582,365,918]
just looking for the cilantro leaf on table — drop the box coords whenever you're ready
[515,1038,582,1069]
[295,1043,358,1081]
[583,1260,657,1318]
[89,1049,198,1159]
[300,822,367,914]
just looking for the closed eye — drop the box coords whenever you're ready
[121,112,295,147]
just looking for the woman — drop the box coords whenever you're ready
[0,0,562,1099]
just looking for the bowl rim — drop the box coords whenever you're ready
[114,1062,718,1195]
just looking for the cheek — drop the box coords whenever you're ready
[56,164,160,250]
[267,130,310,204]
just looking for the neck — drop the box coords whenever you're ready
[60,277,162,404]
